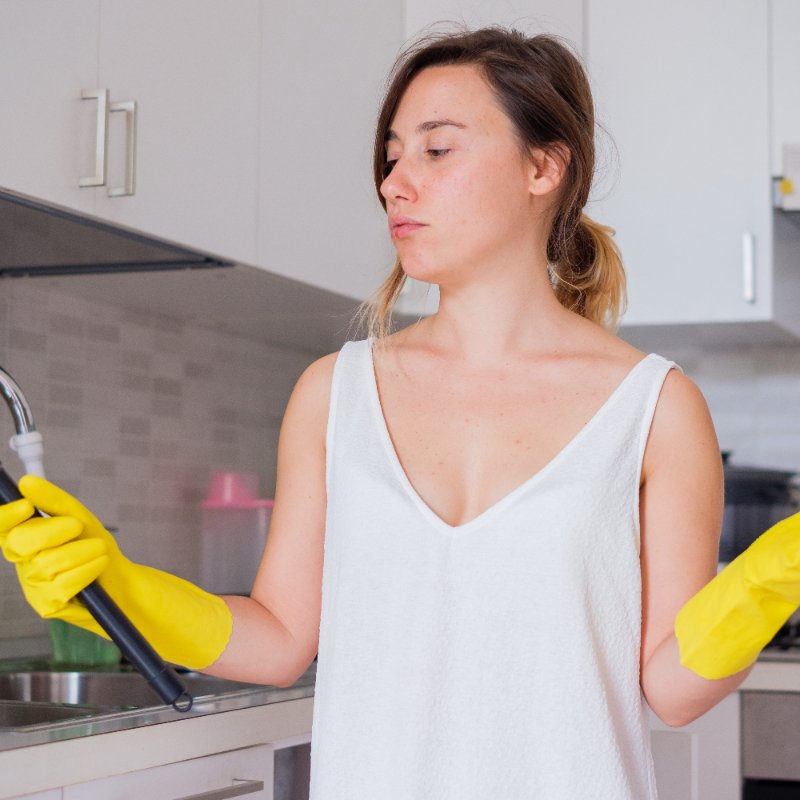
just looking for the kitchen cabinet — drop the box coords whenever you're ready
[0,1,260,267]
[770,0,800,178]
[0,1,99,216]
[91,1,261,267]
[585,0,782,330]
[648,692,740,800]
[256,1,401,303]
[585,0,800,341]
[62,744,272,800]
[0,1,401,304]
[0,695,315,800]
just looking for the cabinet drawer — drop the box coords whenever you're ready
[63,744,273,800]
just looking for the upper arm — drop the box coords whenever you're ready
[639,369,724,671]
[249,350,338,671]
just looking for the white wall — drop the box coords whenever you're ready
[405,0,583,49]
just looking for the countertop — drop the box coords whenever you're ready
[0,697,315,799]
[2,655,798,799]
[0,662,316,799]
[0,662,316,753]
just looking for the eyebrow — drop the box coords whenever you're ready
[385,119,467,143]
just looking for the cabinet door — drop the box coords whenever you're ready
[0,0,100,214]
[63,744,273,800]
[648,693,740,800]
[94,0,260,266]
[771,0,800,176]
[257,1,401,302]
[586,0,772,326]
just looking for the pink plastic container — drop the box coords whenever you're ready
[200,472,274,595]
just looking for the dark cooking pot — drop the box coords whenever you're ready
[720,458,798,562]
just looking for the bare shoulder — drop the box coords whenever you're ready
[643,365,720,481]
[286,351,339,417]
[651,368,715,441]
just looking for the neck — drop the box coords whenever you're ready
[417,259,577,365]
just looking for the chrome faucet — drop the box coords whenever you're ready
[0,365,37,436]
[0,365,44,476]
[0,367,192,708]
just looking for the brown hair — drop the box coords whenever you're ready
[360,26,626,339]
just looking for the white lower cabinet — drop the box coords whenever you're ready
[62,744,273,800]
[648,692,740,800]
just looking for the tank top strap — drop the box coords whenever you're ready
[325,338,376,494]
[631,353,680,463]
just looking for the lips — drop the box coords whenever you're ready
[389,215,427,239]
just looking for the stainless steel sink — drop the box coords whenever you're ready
[0,699,100,729]
[0,670,263,711]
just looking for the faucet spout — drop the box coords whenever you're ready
[0,366,37,436]
[0,365,45,476]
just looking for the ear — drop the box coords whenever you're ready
[527,144,570,197]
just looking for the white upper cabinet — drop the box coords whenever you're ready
[586,0,777,328]
[257,1,401,301]
[0,0,100,215]
[0,0,400,302]
[0,1,260,266]
[771,0,800,177]
[94,1,261,266]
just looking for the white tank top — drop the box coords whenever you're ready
[310,338,676,799]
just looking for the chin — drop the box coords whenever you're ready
[398,257,449,286]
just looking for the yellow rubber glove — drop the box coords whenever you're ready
[0,475,233,670]
[675,511,800,679]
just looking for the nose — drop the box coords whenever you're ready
[380,157,417,204]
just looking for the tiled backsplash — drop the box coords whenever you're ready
[3,277,800,656]
[0,279,327,653]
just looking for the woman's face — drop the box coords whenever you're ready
[380,64,553,288]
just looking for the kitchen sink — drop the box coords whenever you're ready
[0,699,100,729]
[0,670,263,711]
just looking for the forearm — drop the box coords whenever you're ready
[642,634,752,728]
[202,595,313,688]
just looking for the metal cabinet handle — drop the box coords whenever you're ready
[79,88,109,187]
[108,99,137,197]
[742,232,756,304]
[172,778,265,800]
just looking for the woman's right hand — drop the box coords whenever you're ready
[0,481,112,632]
[0,476,233,670]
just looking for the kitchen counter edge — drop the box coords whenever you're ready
[0,685,314,798]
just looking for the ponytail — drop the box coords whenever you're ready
[548,214,627,331]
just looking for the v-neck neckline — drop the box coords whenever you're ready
[364,339,654,536]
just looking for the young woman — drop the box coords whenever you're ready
[2,27,800,799]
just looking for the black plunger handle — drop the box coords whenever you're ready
[0,466,193,711]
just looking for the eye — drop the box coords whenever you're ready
[427,148,451,158]
[382,159,397,179]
